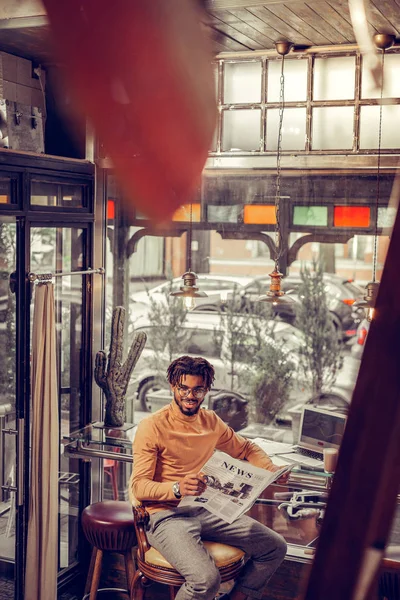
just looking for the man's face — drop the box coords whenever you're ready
[172,374,208,416]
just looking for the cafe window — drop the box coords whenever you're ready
[211,48,400,154]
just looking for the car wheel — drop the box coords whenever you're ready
[330,315,343,341]
[138,379,162,412]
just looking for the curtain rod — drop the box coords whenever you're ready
[28,267,105,282]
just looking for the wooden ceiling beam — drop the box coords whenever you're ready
[0,0,46,20]
[0,16,48,29]
[0,0,47,29]
[208,0,320,9]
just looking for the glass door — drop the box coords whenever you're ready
[30,225,89,577]
[0,218,18,596]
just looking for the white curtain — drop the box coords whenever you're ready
[25,282,59,600]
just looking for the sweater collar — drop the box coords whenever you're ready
[169,398,200,423]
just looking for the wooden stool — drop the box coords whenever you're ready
[82,501,137,599]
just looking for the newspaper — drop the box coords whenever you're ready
[179,450,293,524]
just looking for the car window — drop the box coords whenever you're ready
[281,280,301,294]
[183,328,221,358]
[157,281,181,294]
[323,282,341,299]
[197,279,241,291]
[244,280,265,294]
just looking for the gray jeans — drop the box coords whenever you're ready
[147,506,287,600]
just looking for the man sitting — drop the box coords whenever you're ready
[130,355,287,600]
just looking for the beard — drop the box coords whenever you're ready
[173,390,204,416]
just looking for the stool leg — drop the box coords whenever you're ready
[111,465,119,500]
[169,586,177,600]
[84,548,98,596]
[89,548,103,600]
[124,550,136,592]
[130,569,145,600]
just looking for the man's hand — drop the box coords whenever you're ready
[269,464,291,485]
[179,473,208,497]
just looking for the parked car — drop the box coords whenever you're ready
[129,312,303,413]
[351,317,369,360]
[218,273,365,341]
[130,274,254,310]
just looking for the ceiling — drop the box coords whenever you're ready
[205,0,400,52]
[0,0,399,66]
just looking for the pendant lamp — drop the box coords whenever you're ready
[169,203,207,310]
[258,41,295,306]
[353,33,395,322]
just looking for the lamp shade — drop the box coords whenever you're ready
[257,268,296,305]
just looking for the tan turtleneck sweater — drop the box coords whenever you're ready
[130,401,275,514]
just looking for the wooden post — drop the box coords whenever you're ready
[302,203,400,599]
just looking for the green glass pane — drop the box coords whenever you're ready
[293,206,328,226]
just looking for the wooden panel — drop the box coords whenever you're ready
[245,6,314,46]
[210,0,321,8]
[259,3,332,46]
[311,0,355,42]
[203,24,243,53]
[205,23,251,51]
[0,1,45,20]
[212,8,277,47]
[370,0,400,35]
[0,25,52,64]
[207,0,400,49]
[285,2,349,45]
[228,8,288,46]
[208,10,268,49]
[329,0,374,36]
[367,1,398,35]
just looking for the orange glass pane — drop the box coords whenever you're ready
[243,205,276,225]
[107,199,115,220]
[0,195,8,204]
[172,203,201,222]
[334,206,370,228]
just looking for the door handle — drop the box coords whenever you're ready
[2,419,24,506]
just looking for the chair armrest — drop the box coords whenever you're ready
[132,504,151,559]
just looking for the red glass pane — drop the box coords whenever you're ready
[334,206,370,228]
[107,199,115,220]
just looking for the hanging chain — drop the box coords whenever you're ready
[188,202,193,272]
[372,50,385,283]
[274,54,285,270]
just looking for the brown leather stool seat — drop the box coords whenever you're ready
[81,501,137,599]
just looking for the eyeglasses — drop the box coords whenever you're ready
[176,385,207,400]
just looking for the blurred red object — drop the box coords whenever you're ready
[43,0,216,222]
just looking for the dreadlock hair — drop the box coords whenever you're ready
[167,356,215,390]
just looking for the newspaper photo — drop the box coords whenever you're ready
[179,450,293,524]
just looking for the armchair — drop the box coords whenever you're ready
[130,504,245,599]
